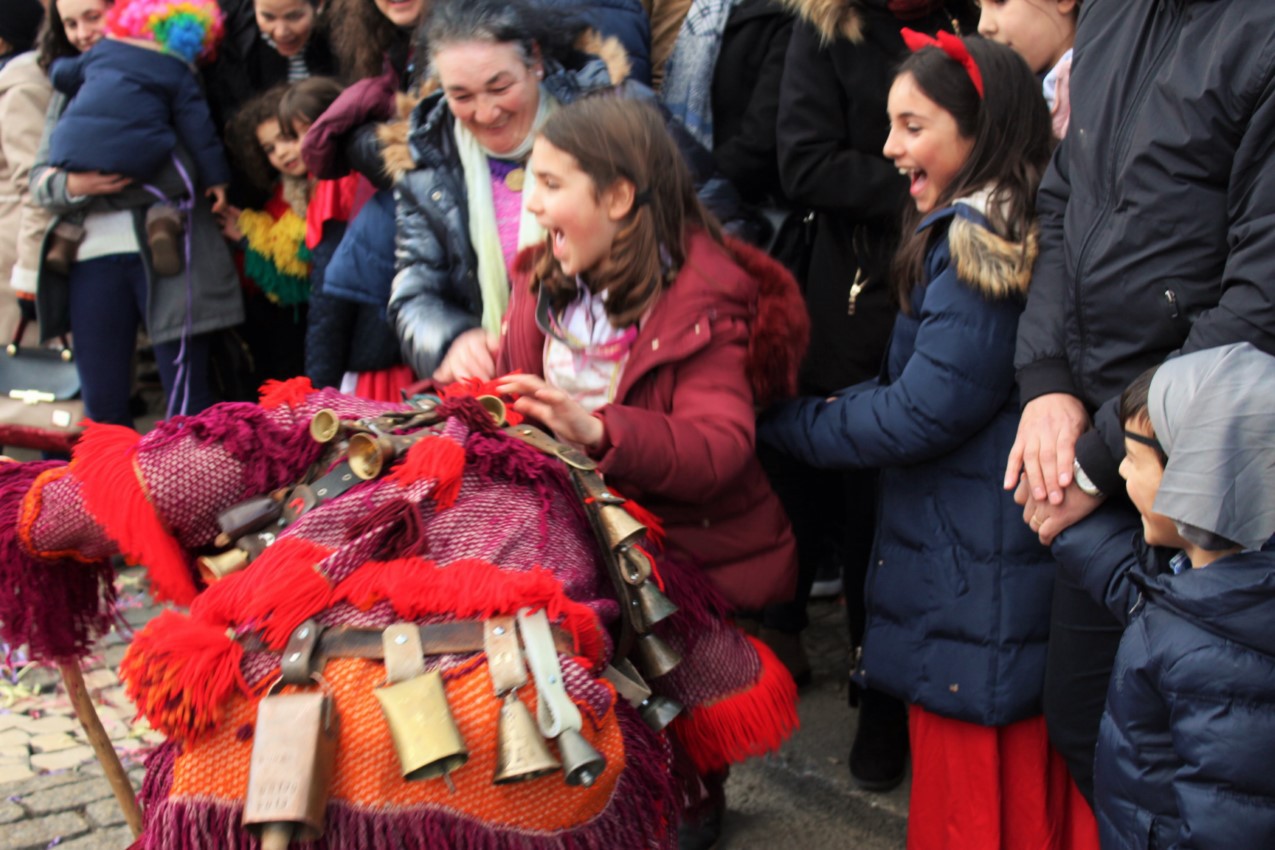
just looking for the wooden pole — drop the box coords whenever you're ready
[58,662,143,838]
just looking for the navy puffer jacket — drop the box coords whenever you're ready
[760,201,1054,725]
[1053,510,1275,850]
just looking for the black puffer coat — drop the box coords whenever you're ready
[774,0,975,394]
[1015,0,1275,495]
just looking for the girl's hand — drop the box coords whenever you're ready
[217,205,244,242]
[65,170,131,197]
[206,184,229,214]
[498,373,605,451]
[433,328,500,384]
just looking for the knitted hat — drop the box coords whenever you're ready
[106,0,225,65]
[0,0,46,55]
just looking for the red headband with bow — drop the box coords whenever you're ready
[900,28,984,99]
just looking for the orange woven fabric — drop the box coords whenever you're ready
[170,657,627,832]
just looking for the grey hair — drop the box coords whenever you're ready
[421,0,582,80]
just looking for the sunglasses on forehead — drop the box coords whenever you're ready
[1124,429,1166,459]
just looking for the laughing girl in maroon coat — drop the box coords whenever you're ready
[496,96,807,617]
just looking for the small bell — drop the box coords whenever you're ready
[494,691,561,784]
[633,632,682,679]
[243,686,339,842]
[196,547,249,582]
[556,727,607,787]
[475,394,508,426]
[597,503,646,551]
[633,581,679,628]
[638,695,683,731]
[348,432,420,480]
[308,408,342,443]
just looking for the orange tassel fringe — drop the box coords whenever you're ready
[258,376,315,410]
[70,423,199,605]
[671,635,800,774]
[119,610,252,743]
[388,435,465,509]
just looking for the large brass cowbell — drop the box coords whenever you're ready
[243,684,339,845]
[375,625,469,782]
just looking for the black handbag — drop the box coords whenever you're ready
[0,319,84,453]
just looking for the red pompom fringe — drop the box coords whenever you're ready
[119,610,252,743]
[71,423,199,605]
[388,435,465,509]
[258,376,315,410]
[671,634,800,774]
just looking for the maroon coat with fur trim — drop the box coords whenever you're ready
[499,231,807,611]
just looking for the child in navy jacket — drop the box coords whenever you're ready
[46,0,229,277]
[1050,342,1275,850]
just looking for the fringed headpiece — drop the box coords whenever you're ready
[900,28,984,99]
[106,0,225,65]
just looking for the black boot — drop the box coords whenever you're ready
[849,687,908,791]
[678,769,726,850]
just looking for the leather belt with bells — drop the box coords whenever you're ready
[272,619,576,684]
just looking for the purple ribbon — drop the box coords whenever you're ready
[142,155,197,418]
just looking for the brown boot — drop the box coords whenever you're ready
[44,221,84,276]
[146,206,183,277]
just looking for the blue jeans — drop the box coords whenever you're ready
[68,253,214,427]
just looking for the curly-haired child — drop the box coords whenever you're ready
[45,0,230,277]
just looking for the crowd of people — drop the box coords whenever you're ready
[1,0,1274,848]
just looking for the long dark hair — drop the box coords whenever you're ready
[227,85,291,195]
[532,97,722,328]
[422,0,585,81]
[277,76,345,137]
[37,0,114,73]
[328,0,411,81]
[891,37,1053,305]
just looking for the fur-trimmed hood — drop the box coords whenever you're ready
[378,30,632,185]
[779,0,865,43]
[926,190,1038,300]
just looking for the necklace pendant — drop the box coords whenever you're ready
[504,167,526,192]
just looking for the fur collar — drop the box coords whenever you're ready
[779,0,865,44]
[946,193,1038,299]
[377,30,631,185]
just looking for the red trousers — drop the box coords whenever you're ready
[907,706,1099,850]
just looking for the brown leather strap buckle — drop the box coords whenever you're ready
[280,619,325,684]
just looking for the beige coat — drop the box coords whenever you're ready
[0,52,52,344]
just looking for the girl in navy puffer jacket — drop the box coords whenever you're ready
[761,36,1096,850]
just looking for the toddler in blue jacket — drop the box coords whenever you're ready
[45,0,229,278]
[1050,342,1275,849]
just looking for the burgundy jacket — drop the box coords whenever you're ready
[499,231,807,611]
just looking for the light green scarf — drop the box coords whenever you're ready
[453,86,557,337]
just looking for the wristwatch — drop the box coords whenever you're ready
[1072,458,1103,498]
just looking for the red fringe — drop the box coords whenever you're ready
[258,376,315,410]
[620,497,666,552]
[332,557,607,667]
[671,635,800,774]
[119,610,252,743]
[0,460,116,662]
[388,435,465,509]
[345,498,429,559]
[441,375,525,426]
[71,423,199,605]
[191,537,334,647]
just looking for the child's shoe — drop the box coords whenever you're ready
[146,206,184,277]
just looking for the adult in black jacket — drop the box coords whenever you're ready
[770,0,975,791]
[1009,0,1275,803]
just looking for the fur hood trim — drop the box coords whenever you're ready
[949,214,1039,299]
[779,0,864,44]
[376,30,630,184]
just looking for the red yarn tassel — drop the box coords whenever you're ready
[258,376,315,410]
[388,435,465,510]
[71,423,199,605]
[119,610,252,743]
[671,634,800,774]
[620,497,666,552]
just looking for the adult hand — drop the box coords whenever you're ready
[64,170,131,197]
[206,184,229,214]
[1003,392,1090,505]
[1015,477,1105,546]
[432,328,499,384]
[498,373,605,451]
[217,205,243,242]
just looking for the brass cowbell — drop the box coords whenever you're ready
[494,691,561,784]
[375,625,469,782]
[633,632,682,679]
[556,727,607,787]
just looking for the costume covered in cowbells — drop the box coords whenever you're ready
[0,376,797,848]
